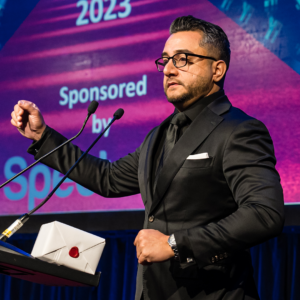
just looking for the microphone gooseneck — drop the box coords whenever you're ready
[0,101,99,241]
[0,107,123,241]
[0,101,99,190]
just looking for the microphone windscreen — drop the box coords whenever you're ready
[88,101,99,114]
[114,108,124,120]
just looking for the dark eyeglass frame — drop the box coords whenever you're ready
[155,52,217,72]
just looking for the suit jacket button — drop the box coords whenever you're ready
[149,215,155,223]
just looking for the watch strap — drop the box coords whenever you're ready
[168,234,180,261]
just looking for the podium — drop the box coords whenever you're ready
[0,242,100,287]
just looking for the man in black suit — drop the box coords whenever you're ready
[11,16,284,300]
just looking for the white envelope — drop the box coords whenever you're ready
[187,152,209,160]
[31,221,105,275]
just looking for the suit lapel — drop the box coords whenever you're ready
[150,96,231,214]
[141,114,174,214]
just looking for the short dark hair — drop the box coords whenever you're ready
[170,16,231,71]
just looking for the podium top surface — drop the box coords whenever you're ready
[0,249,100,287]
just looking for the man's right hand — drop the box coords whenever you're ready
[11,100,46,141]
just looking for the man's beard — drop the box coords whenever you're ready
[164,80,209,104]
[165,90,192,104]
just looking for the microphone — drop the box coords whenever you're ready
[88,100,99,115]
[0,101,99,190]
[113,108,124,120]
[0,108,124,241]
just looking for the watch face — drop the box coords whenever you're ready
[168,234,176,246]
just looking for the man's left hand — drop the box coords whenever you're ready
[134,229,175,265]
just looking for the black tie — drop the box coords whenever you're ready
[153,112,189,193]
[163,112,189,162]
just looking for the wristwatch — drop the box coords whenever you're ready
[168,234,180,261]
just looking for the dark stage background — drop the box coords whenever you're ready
[0,0,300,299]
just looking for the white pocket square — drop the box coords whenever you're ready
[187,153,209,160]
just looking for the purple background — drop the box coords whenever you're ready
[0,0,299,215]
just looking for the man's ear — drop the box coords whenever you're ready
[212,60,227,89]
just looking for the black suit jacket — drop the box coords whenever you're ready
[29,94,284,300]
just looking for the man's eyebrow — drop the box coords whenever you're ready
[161,49,194,57]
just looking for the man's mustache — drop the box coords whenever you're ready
[165,79,185,88]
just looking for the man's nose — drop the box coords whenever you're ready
[163,59,178,76]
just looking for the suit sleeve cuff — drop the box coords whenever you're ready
[174,230,194,264]
[27,125,52,157]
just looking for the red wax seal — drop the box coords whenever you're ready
[69,247,79,258]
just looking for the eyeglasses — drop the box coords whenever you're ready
[155,52,217,72]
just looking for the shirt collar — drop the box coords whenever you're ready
[175,89,225,122]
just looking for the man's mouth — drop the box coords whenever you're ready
[167,82,180,88]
